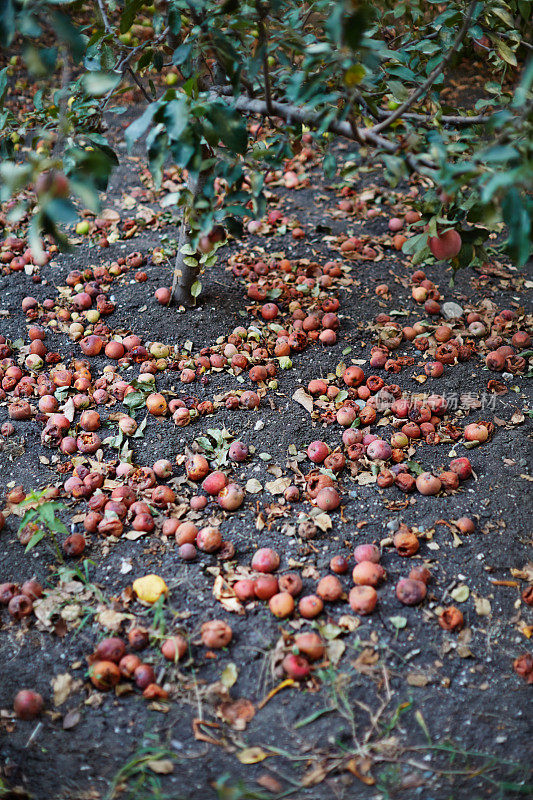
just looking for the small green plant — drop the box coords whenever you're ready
[195,428,235,467]
[213,775,273,800]
[106,738,177,800]
[17,489,69,562]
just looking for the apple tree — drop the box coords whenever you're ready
[0,0,531,304]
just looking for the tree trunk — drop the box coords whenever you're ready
[171,170,208,306]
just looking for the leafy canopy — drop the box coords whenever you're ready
[0,0,531,271]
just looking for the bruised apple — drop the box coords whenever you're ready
[201,620,232,648]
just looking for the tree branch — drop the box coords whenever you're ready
[212,84,491,128]
[210,90,437,170]
[375,108,491,127]
[369,0,476,135]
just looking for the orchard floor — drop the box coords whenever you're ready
[0,111,532,800]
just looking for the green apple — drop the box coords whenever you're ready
[165,73,179,86]
[76,221,90,235]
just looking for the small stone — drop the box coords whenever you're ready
[442,302,463,319]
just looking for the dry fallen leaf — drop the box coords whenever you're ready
[265,476,292,495]
[352,648,379,674]
[52,673,82,707]
[346,757,375,785]
[451,585,470,603]
[313,513,332,532]
[301,763,327,787]
[96,608,130,632]
[407,673,429,687]
[213,575,245,615]
[147,759,174,774]
[245,478,263,494]
[474,596,491,616]
[355,472,377,486]
[62,709,81,730]
[292,388,314,413]
[327,639,345,666]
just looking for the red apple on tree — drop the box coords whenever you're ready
[428,229,462,260]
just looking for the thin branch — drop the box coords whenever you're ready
[369,0,476,135]
[126,65,152,103]
[99,26,170,112]
[375,108,492,127]
[52,46,72,157]
[96,0,110,30]
[256,1,273,114]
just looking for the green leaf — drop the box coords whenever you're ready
[82,71,120,97]
[44,198,78,225]
[162,98,189,141]
[206,105,247,155]
[323,152,336,178]
[406,460,425,476]
[502,188,531,266]
[0,0,15,47]
[492,7,514,26]
[518,0,530,20]
[294,708,334,729]
[190,280,202,298]
[168,2,182,35]
[120,0,144,34]
[124,391,145,409]
[47,517,69,536]
[23,44,57,76]
[401,231,428,254]
[50,10,85,61]
[495,39,517,66]
[25,529,46,553]
[137,49,154,70]
[342,9,368,49]
[18,509,37,532]
[125,102,158,150]
[172,42,193,67]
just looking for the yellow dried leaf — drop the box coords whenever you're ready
[221,662,238,688]
[132,574,168,604]
[237,747,268,764]
[265,476,292,495]
[451,584,469,603]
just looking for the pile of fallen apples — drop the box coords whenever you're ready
[1,169,531,721]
